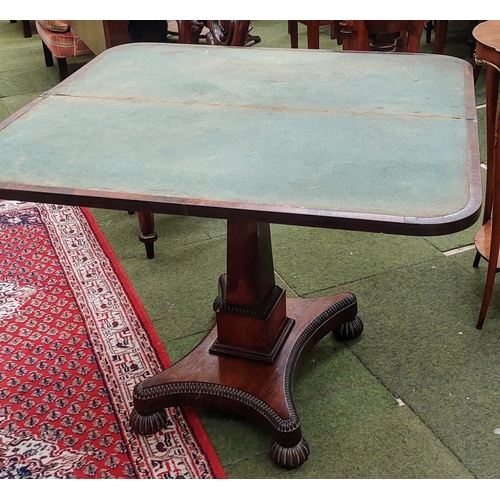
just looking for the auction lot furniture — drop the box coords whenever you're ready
[35,20,93,80]
[10,20,32,37]
[0,44,482,468]
[67,20,131,55]
[472,21,500,328]
[287,20,426,52]
[288,20,336,49]
[339,20,426,52]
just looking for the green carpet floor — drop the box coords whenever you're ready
[1,19,498,478]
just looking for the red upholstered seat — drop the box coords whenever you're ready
[35,20,92,80]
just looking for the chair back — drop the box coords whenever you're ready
[205,21,251,46]
[177,21,251,46]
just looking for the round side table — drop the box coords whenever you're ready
[472,20,500,328]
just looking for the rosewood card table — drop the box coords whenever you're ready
[0,44,482,468]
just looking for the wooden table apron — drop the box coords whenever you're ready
[0,44,482,468]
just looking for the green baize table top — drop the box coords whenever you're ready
[0,43,481,234]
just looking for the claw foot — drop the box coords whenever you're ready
[130,409,167,435]
[271,438,310,469]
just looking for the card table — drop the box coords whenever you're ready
[0,44,482,468]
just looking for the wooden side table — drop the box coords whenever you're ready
[472,21,500,328]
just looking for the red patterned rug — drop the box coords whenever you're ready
[0,201,226,479]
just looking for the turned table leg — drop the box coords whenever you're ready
[137,211,157,259]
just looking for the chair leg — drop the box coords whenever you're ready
[56,57,69,81]
[425,21,433,43]
[333,21,342,46]
[177,20,203,44]
[306,23,320,49]
[288,21,298,48]
[433,20,448,54]
[477,264,499,329]
[42,40,54,67]
[22,20,32,38]
[406,21,426,53]
[137,211,158,259]
[473,251,482,268]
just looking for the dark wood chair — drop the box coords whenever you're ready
[135,20,257,259]
[338,20,426,52]
[287,21,337,49]
[471,21,500,328]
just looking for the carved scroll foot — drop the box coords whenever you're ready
[332,315,364,341]
[129,408,167,435]
[271,438,310,469]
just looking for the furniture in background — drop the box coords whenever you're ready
[67,20,132,55]
[35,20,92,80]
[288,21,426,52]
[0,43,481,468]
[339,20,426,52]
[287,20,336,49]
[423,20,449,53]
[426,20,481,55]
[36,20,141,80]
[431,20,449,54]
[175,20,259,46]
[472,21,500,328]
[10,20,32,37]
[167,21,261,46]
[425,20,483,82]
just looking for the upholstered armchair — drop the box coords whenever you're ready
[35,20,92,80]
